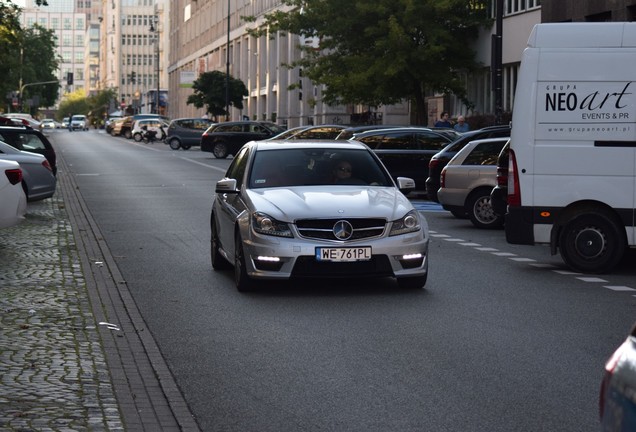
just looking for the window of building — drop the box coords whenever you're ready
[39,17,47,26]
[63,18,72,30]
[63,34,71,47]
[62,51,72,62]
[75,35,83,46]
[76,18,84,30]
[76,70,84,81]
[51,18,59,29]
[75,52,84,63]
[27,17,35,27]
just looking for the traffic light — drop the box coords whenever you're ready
[67,72,74,85]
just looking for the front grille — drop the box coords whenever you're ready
[291,255,393,278]
[295,218,386,241]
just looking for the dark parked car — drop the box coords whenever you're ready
[284,124,346,140]
[425,125,511,202]
[351,127,460,190]
[165,117,216,150]
[600,322,636,431]
[490,140,510,217]
[335,124,407,140]
[0,125,57,175]
[200,121,286,158]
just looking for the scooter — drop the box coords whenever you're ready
[141,125,165,144]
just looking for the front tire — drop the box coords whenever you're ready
[466,189,503,229]
[169,138,181,150]
[213,141,229,159]
[234,233,256,292]
[211,216,231,270]
[559,210,626,274]
[134,133,143,142]
[397,274,427,289]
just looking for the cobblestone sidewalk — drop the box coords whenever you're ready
[0,196,124,431]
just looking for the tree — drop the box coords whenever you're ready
[58,89,89,119]
[1,1,58,114]
[248,0,491,124]
[186,71,248,118]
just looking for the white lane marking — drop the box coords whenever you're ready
[179,157,227,172]
[431,234,451,238]
[476,247,498,252]
[576,277,608,283]
[509,257,536,262]
[493,252,516,257]
[460,242,481,247]
[529,263,557,268]
[605,286,636,292]
[444,238,465,242]
[553,270,582,275]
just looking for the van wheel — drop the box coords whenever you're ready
[559,211,626,274]
[466,189,503,229]
[213,142,229,159]
[134,133,143,142]
[168,138,181,150]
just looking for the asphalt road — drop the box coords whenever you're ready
[50,129,636,432]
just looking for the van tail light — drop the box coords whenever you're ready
[42,160,53,172]
[507,149,521,207]
[440,167,447,188]
[5,168,23,185]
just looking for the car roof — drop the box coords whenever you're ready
[454,137,510,154]
[252,140,369,151]
[351,126,438,137]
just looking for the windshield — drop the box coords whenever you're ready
[249,148,393,189]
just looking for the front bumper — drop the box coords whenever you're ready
[241,229,429,281]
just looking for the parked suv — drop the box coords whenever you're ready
[0,125,57,175]
[200,121,286,158]
[351,127,460,190]
[166,117,215,150]
[425,125,511,202]
[437,137,509,228]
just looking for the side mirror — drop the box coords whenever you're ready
[215,178,239,194]
[396,177,416,193]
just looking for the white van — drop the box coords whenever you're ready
[506,22,636,273]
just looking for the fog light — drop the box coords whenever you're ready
[254,256,284,271]
[398,253,424,269]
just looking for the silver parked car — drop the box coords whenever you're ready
[0,140,56,201]
[437,137,509,229]
[211,140,430,292]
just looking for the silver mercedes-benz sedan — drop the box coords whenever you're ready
[211,140,429,292]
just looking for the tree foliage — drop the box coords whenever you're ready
[248,0,491,124]
[186,71,249,118]
[1,1,58,114]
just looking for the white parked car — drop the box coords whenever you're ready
[211,140,430,292]
[0,140,56,201]
[131,118,167,142]
[437,137,509,229]
[0,159,27,229]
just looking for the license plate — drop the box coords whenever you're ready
[316,246,372,262]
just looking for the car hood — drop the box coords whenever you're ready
[245,186,413,222]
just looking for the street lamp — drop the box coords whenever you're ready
[226,0,230,121]
[150,17,160,115]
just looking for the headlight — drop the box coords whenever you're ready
[251,212,293,238]
[389,210,421,236]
